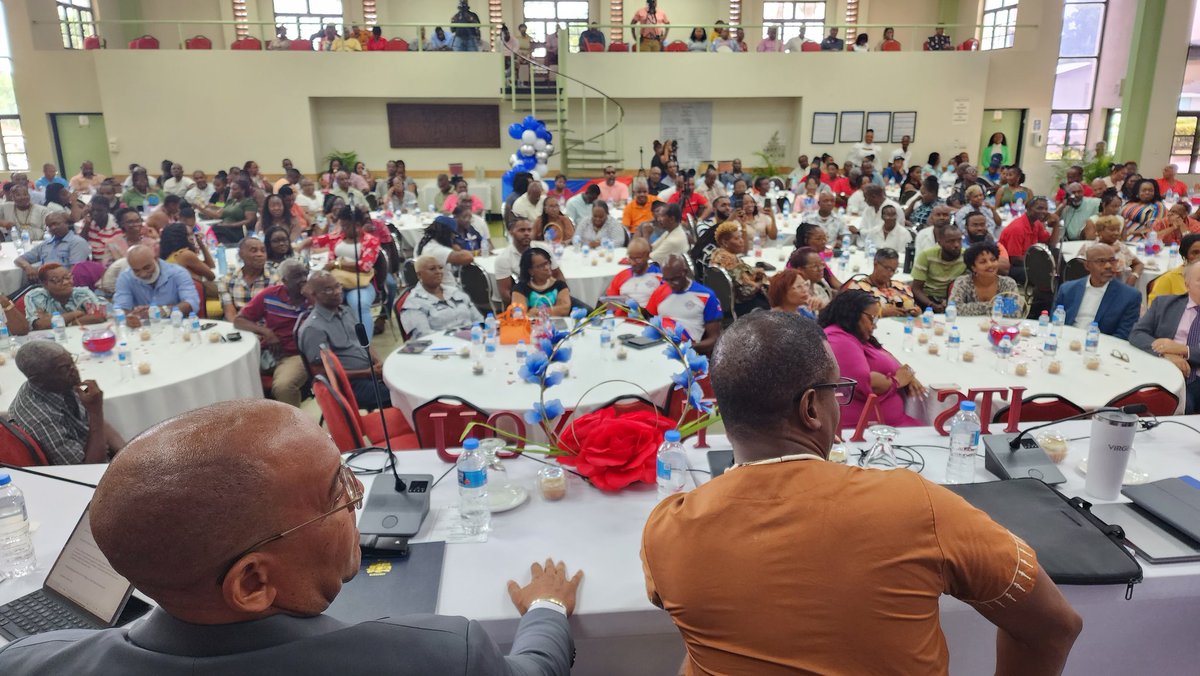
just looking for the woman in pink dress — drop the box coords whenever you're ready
[819,289,924,427]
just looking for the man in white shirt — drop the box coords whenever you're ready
[295,178,325,221]
[565,184,600,227]
[1054,242,1141,339]
[492,217,562,306]
[861,204,912,251]
[893,135,913,170]
[184,170,214,208]
[161,163,195,198]
[694,167,727,202]
[511,179,546,224]
[787,154,811,191]
[0,185,51,239]
[757,26,784,52]
[784,27,809,52]
[330,171,368,210]
[857,184,905,235]
[649,203,690,267]
[803,192,849,243]
[846,129,883,168]
[915,205,953,254]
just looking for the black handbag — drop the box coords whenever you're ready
[946,478,1143,598]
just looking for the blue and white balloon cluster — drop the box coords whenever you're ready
[506,115,554,182]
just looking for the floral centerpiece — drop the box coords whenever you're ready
[464,302,720,492]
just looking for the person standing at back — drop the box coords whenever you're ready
[641,311,1082,675]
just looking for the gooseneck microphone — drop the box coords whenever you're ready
[1007,404,1148,450]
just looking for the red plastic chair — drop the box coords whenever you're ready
[83,35,105,50]
[583,41,604,52]
[193,279,207,319]
[184,35,212,50]
[608,42,630,52]
[665,41,687,52]
[800,41,821,52]
[922,41,931,51]
[289,39,314,51]
[958,38,979,51]
[881,40,902,52]
[314,376,418,452]
[991,394,1085,424]
[385,38,409,51]
[231,37,263,51]
[128,35,159,50]
[411,396,489,462]
[392,288,413,341]
[1106,384,1181,417]
[0,420,49,467]
[319,348,415,444]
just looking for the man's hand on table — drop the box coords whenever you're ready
[507,558,584,617]
[1151,338,1189,358]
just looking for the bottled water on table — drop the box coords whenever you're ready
[484,313,498,340]
[1085,323,1100,355]
[599,328,612,358]
[945,300,957,325]
[0,474,36,579]
[470,323,484,360]
[752,235,762,256]
[902,317,915,352]
[841,234,852,252]
[19,229,31,255]
[945,402,981,484]
[991,297,1004,324]
[922,306,934,329]
[51,312,66,343]
[1169,244,1180,268]
[484,335,498,368]
[113,307,127,338]
[838,250,849,273]
[515,339,527,361]
[170,307,184,334]
[117,339,133,380]
[1043,332,1059,369]
[189,312,201,338]
[656,429,689,499]
[0,324,11,354]
[148,305,161,334]
[1052,304,1066,331]
[1037,310,1049,337]
[947,325,961,362]
[456,438,490,535]
[996,336,1013,374]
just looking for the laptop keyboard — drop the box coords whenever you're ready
[0,589,95,639]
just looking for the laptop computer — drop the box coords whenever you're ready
[1122,476,1200,544]
[0,505,147,641]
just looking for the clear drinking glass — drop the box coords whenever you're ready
[863,425,899,469]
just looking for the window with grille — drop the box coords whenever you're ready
[489,0,504,51]
[362,1,376,26]
[0,7,27,171]
[1172,114,1200,173]
[730,1,742,25]
[233,0,249,38]
[761,1,825,42]
[844,0,858,40]
[273,0,344,47]
[57,0,96,49]
[1046,112,1090,162]
[980,0,1018,50]
[609,1,623,44]
[523,1,588,56]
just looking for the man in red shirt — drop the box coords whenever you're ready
[233,260,311,407]
[667,173,711,223]
[1157,164,1189,199]
[1053,165,1094,202]
[998,196,1062,264]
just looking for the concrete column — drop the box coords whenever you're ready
[1115,0,1167,162]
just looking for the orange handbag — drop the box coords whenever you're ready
[497,305,532,345]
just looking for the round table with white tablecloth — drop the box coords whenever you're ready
[1059,239,1171,298]
[0,321,262,440]
[382,322,679,425]
[872,315,1185,423]
[0,241,33,296]
[475,245,630,308]
[383,212,438,250]
[741,244,913,285]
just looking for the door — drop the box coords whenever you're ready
[979,109,1026,168]
[51,113,111,178]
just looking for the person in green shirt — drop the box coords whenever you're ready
[120,168,164,211]
[910,225,965,313]
[200,178,258,244]
[1055,182,1101,241]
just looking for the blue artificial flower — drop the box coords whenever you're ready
[684,348,708,376]
[671,370,691,390]
[551,345,572,363]
[687,381,713,413]
[663,340,693,361]
[641,317,664,339]
[544,370,564,388]
[518,351,550,384]
[627,299,639,314]
[570,307,587,321]
[525,398,565,425]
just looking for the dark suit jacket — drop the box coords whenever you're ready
[1130,293,1200,371]
[1052,277,1141,340]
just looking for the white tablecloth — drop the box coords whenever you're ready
[6,417,1200,674]
[0,241,35,296]
[382,322,679,424]
[873,315,1186,422]
[475,245,630,308]
[1060,240,1171,298]
[0,321,261,440]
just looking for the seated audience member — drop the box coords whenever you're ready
[257,193,296,239]
[649,204,690,267]
[24,263,103,329]
[737,199,777,241]
[577,201,626,247]
[820,27,844,51]
[8,341,124,465]
[309,207,382,339]
[822,292,927,430]
[1057,181,1101,241]
[14,212,90,276]
[112,245,200,318]
[184,170,215,209]
[1053,242,1141,340]
[119,168,164,211]
[668,173,711,224]
[549,174,571,202]
[596,166,630,203]
[1149,233,1200,304]
[218,237,270,322]
[106,207,158,264]
[961,211,1012,275]
[68,160,105,194]
[998,196,1062,269]
[846,248,918,317]
[160,222,217,302]
[912,225,965,312]
[536,194,575,243]
[200,178,258,243]
[646,254,723,354]
[1157,164,1188,199]
[1120,178,1165,240]
[803,192,849,243]
[622,178,659,235]
[644,311,1081,674]
[511,179,546,224]
[0,184,51,239]
[401,255,483,338]
[495,217,561,307]
[297,271,389,409]
[948,242,1021,316]
[43,183,84,222]
[414,215,474,288]
[144,193,184,234]
[1152,202,1200,245]
[709,222,769,315]
[1131,261,1200,413]
[954,185,1001,234]
[1053,166,1093,202]
[294,178,325,223]
[994,166,1032,207]
[905,177,943,229]
[443,180,486,216]
[263,225,299,283]
[232,260,311,408]
[794,223,842,286]
[768,267,818,319]
[565,183,601,227]
[856,184,904,236]
[860,204,912,251]
[603,238,661,309]
[513,248,571,317]
[695,168,727,203]
[80,196,121,263]
[161,163,194,198]
[327,171,369,211]
[787,246,836,312]
[0,398,580,673]
[1083,215,1144,285]
[928,25,954,50]
[914,205,953,254]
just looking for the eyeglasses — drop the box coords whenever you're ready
[1110,349,1130,363]
[861,311,880,325]
[801,377,858,406]
[218,464,363,583]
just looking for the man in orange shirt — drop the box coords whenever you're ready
[630,0,669,52]
[642,312,1082,675]
[1157,164,1189,200]
[621,178,658,234]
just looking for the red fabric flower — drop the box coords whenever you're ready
[555,406,676,492]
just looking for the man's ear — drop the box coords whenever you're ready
[222,553,279,615]
[795,388,823,434]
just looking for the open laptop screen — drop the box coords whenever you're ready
[42,506,133,626]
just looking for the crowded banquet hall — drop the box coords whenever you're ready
[4,0,1200,674]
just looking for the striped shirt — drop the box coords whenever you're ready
[237,284,310,356]
[9,381,91,465]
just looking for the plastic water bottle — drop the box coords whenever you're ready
[148,305,161,334]
[996,336,1013,374]
[189,312,201,340]
[922,306,934,329]
[484,312,498,340]
[1052,304,1066,332]
[14,229,25,255]
[838,250,849,272]
[991,297,1004,324]
[456,438,490,536]
[947,325,961,362]
[470,323,483,360]
[484,335,498,368]
[841,233,851,252]
[902,317,915,352]
[117,339,133,380]
[600,328,612,358]
[1037,310,1050,337]
[752,235,762,257]
[0,324,10,355]
[216,244,228,276]
[170,307,184,340]
[1085,322,1100,356]
[515,339,527,361]
[1043,331,1059,369]
[20,229,31,255]
[1147,229,1159,254]
[945,402,981,484]
[51,311,66,343]
[1169,243,1181,268]
[0,474,35,578]
[656,429,688,499]
[865,239,877,260]
[1136,240,1147,257]
[945,300,958,325]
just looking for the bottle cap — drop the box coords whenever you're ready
[463,438,479,450]
[0,474,9,486]
[664,429,681,442]
[959,401,976,412]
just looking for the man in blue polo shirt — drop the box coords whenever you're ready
[34,162,69,191]
[645,254,723,355]
[112,245,200,318]
[14,212,90,277]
